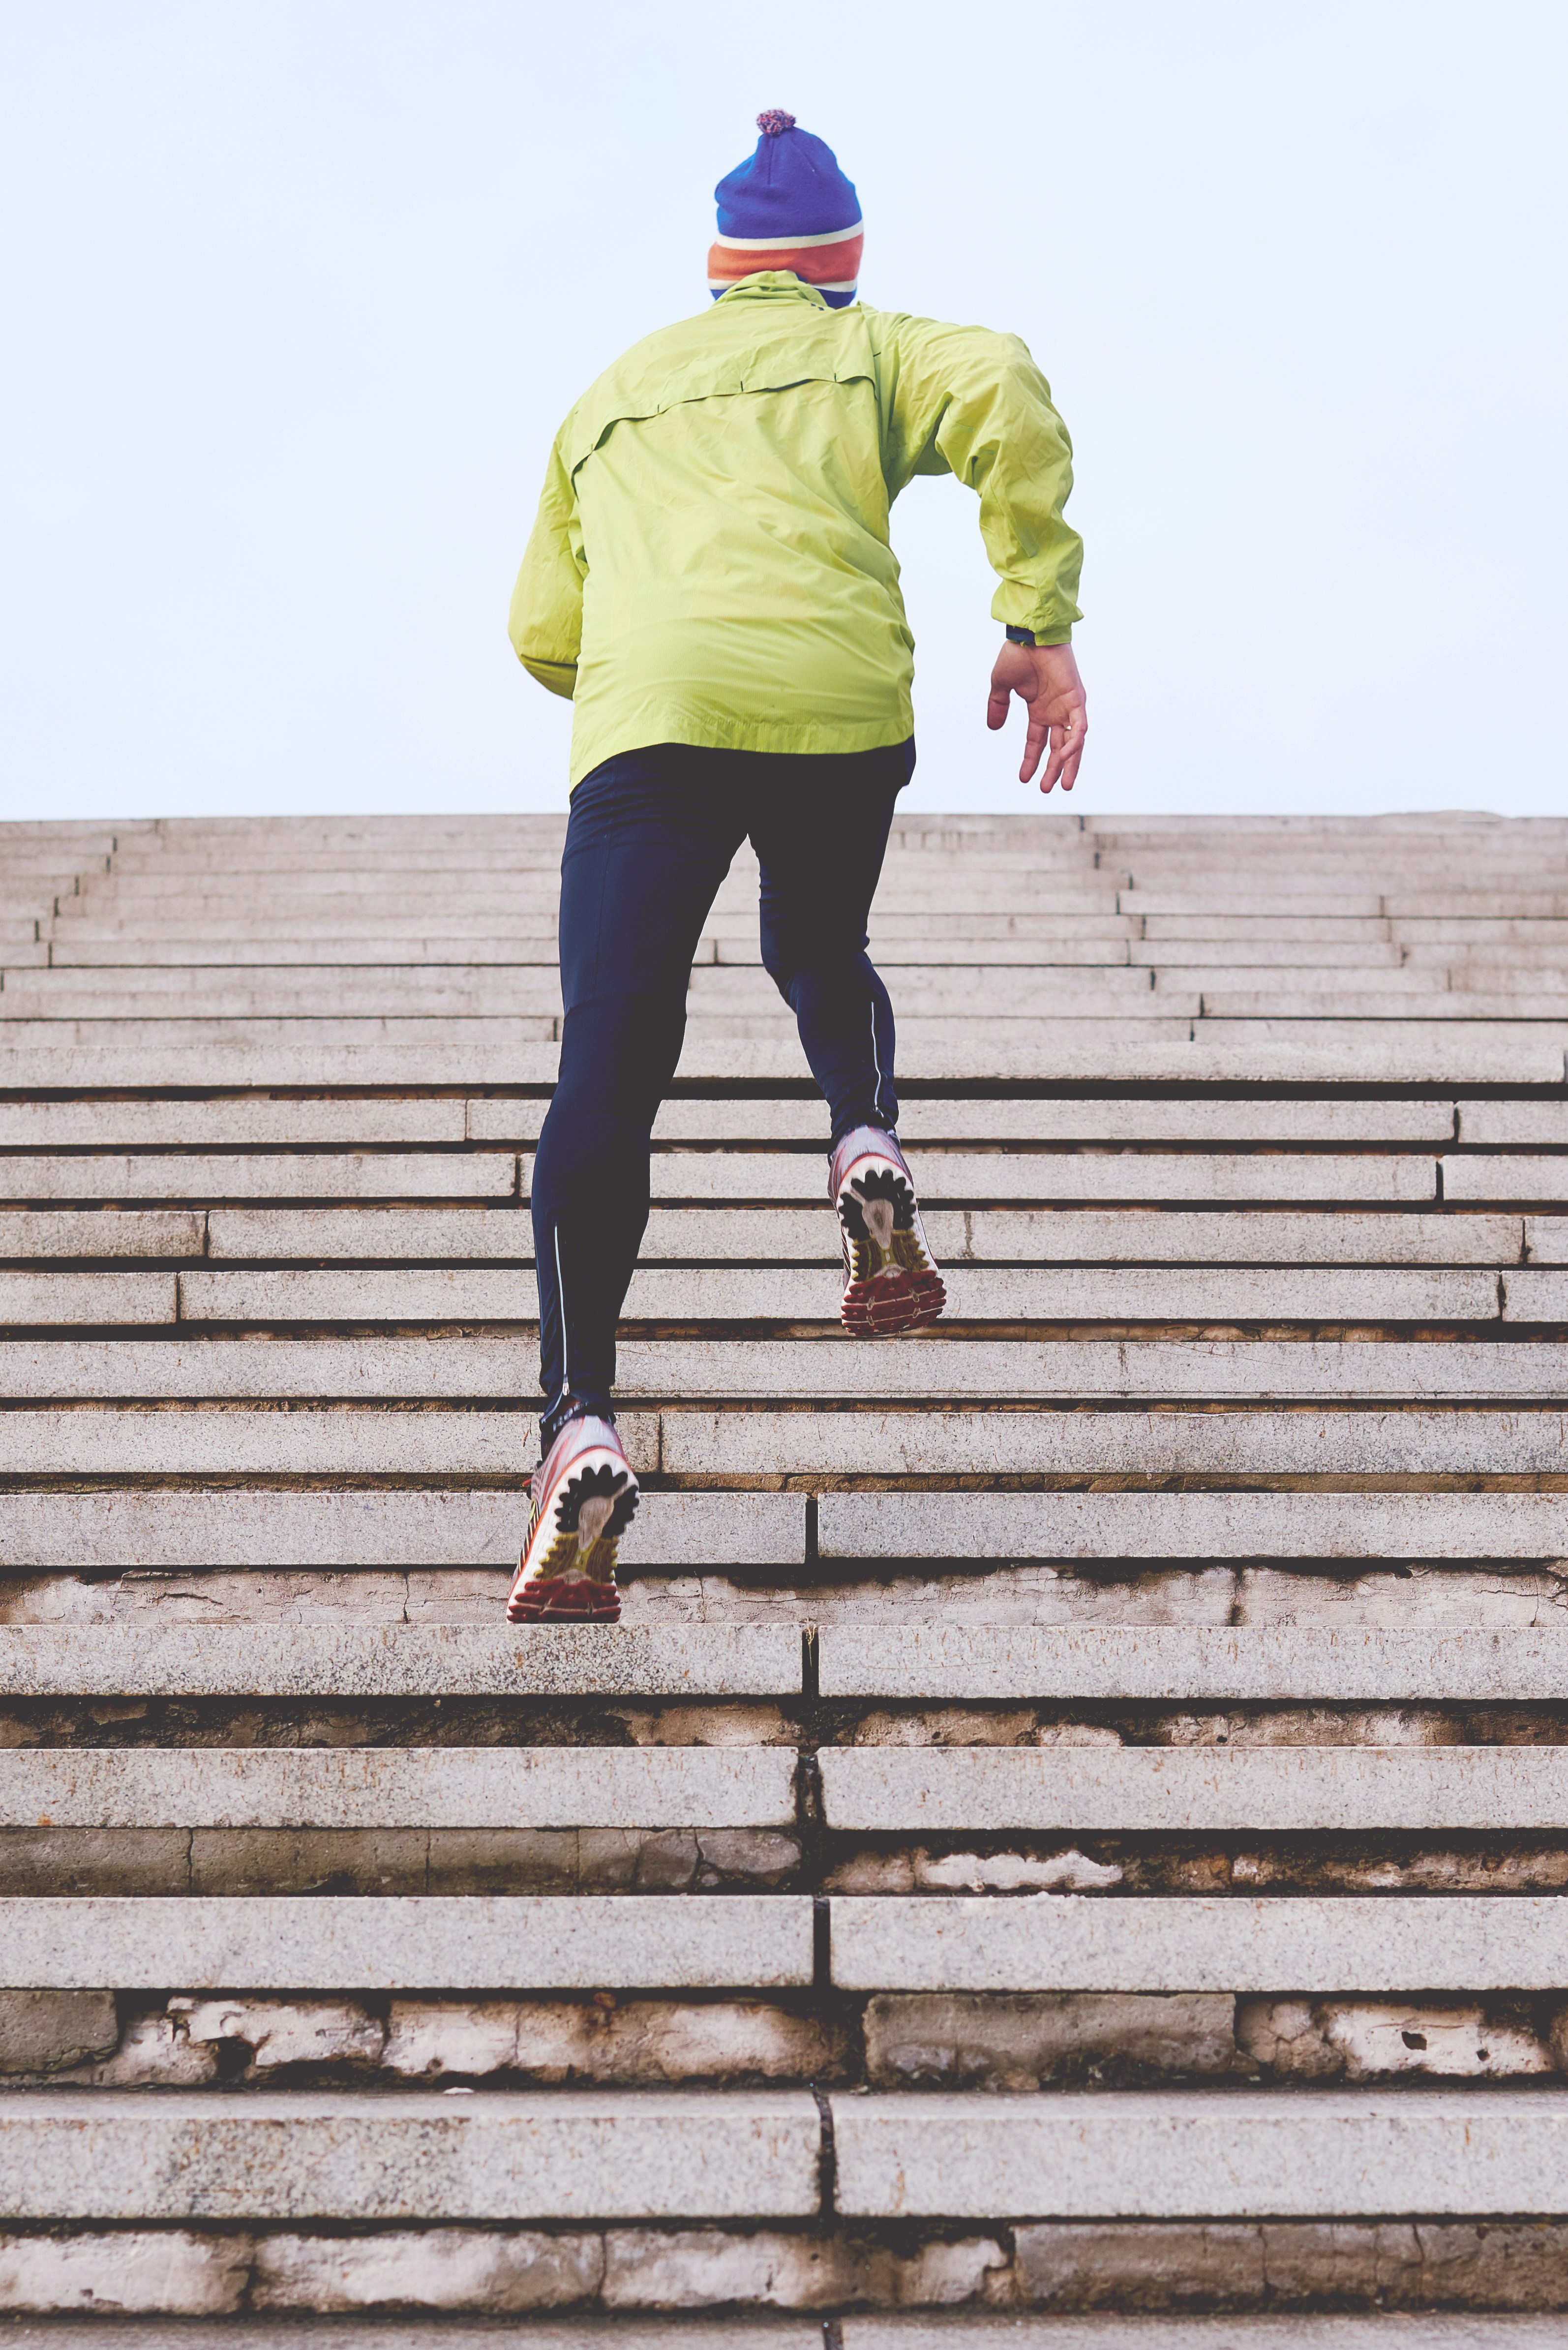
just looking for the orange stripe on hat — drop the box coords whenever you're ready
[706,231,864,286]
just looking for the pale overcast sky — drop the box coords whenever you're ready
[2,0,1564,823]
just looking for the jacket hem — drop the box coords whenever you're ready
[567,710,915,789]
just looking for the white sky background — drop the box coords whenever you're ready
[1,0,1564,823]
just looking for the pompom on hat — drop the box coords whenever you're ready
[709,112,863,308]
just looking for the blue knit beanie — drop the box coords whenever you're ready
[708,111,863,307]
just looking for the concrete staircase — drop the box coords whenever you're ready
[1,806,1568,2341]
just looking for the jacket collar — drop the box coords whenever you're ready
[712,271,839,312]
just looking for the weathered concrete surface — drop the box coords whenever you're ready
[0,1098,470,1146]
[1006,2229,1568,2319]
[818,1747,1568,1833]
[0,1212,202,1258]
[666,1409,1567,1479]
[1447,1158,1568,1202]
[0,1153,514,1200]
[830,1896,1568,1993]
[817,1490,1568,1562]
[862,1992,1235,2087]
[816,1624,1568,1702]
[0,1489,805,1569]
[0,1990,117,2073]
[172,1261,1504,1320]
[0,1622,802,1697]
[1236,1999,1553,2081]
[28,1395,1553,1483]
[381,1999,844,2085]
[0,1747,797,1829]
[832,2088,1568,2219]
[0,1271,175,1323]
[0,2089,822,2220]
[620,1152,1438,1205]
[0,2229,252,2315]
[7,1336,1565,1401]
[191,1204,1529,1267]
[0,1896,813,1989]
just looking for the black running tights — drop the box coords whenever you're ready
[530,738,913,1423]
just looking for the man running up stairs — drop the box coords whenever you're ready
[506,108,1086,1623]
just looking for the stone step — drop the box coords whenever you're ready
[1447,1159,1568,1200]
[0,1154,515,1200]
[832,2087,1568,2220]
[0,1895,814,1989]
[1460,1101,1568,1142]
[7,1403,1566,1480]
[654,1407,1568,1478]
[0,2324,824,2348]
[4,1559,1562,1630]
[1135,942,1405,966]
[0,2083,1563,2231]
[844,2326,1568,2348]
[0,1097,1468,1148]
[3,981,572,1019]
[43,932,579,963]
[0,1622,801,1695]
[817,1746,1568,1832]
[0,2089,821,2221]
[830,1894,1568,1991]
[1206,992,1568,1021]
[0,1749,798,1829]
[816,1490,1568,1561]
[814,1622,1568,1699]
[3,1038,1559,1086]
[181,1207,1527,1266]
[0,1100,473,1147]
[0,1212,204,1257]
[9,1401,1561,1475]
[0,1018,561,1050]
[624,1154,1442,1204]
[0,1890,1554,1999]
[160,1263,1508,1324]
[0,1489,803,1569]
[7,1338,1559,1402]
[8,1619,1565,1701]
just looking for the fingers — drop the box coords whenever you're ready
[986,684,1011,733]
[1039,709,1087,796]
[1018,702,1050,784]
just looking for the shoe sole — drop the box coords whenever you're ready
[835,1156,945,1341]
[842,1264,947,1339]
[509,1453,638,1625]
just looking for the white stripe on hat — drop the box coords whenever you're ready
[711,219,864,251]
[709,275,860,293]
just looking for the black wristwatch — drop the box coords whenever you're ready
[1004,626,1037,646]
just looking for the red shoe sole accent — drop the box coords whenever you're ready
[508,1579,621,1624]
[841,1267,946,1339]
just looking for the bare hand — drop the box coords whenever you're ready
[986,640,1087,793]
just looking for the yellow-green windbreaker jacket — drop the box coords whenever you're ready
[509,273,1082,788]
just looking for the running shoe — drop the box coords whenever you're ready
[508,1412,638,1624]
[830,1124,946,1339]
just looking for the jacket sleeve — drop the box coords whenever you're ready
[507,438,585,699]
[870,310,1083,643]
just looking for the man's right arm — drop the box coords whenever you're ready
[508,441,585,700]
[873,311,1086,788]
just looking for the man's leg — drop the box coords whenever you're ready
[747,740,943,1337]
[513,748,746,1621]
[748,739,911,1138]
[530,747,746,1434]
